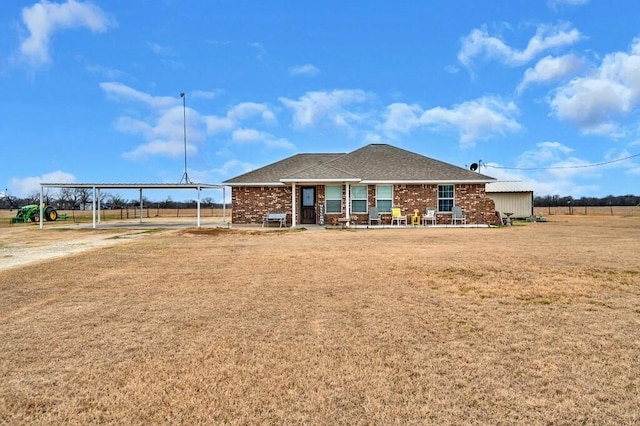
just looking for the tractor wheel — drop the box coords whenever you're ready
[45,207,58,221]
[30,213,38,222]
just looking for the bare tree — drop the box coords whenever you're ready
[107,193,126,209]
[74,188,91,210]
[58,188,75,209]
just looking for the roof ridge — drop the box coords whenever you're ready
[281,156,356,179]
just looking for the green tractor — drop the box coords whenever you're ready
[11,204,61,223]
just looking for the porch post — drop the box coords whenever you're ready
[345,183,350,226]
[222,186,227,222]
[291,182,297,227]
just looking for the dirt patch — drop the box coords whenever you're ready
[0,227,167,270]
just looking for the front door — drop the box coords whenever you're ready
[300,186,316,224]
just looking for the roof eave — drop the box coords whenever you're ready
[224,182,285,187]
[362,179,497,184]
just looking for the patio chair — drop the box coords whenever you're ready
[368,207,381,226]
[451,206,466,225]
[496,210,506,225]
[422,207,436,226]
[391,207,408,226]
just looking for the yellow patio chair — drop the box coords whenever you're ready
[391,207,408,226]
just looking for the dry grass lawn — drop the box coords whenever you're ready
[1,215,639,424]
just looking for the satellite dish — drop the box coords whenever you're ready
[470,163,478,171]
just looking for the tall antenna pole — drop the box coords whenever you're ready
[180,92,191,184]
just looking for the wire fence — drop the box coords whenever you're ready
[534,206,640,216]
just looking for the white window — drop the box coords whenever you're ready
[376,185,393,213]
[438,184,454,212]
[351,185,368,213]
[325,185,342,213]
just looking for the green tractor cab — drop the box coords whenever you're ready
[11,204,66,223]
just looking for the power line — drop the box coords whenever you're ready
[483,152,640,171]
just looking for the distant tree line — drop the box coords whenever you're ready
[0,188,226,210]
[534,194,640,207]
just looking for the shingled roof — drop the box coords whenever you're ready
[224,144,495,185]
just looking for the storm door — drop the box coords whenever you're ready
[300,186,316,224]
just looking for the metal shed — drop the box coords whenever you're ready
[485,181,533,219]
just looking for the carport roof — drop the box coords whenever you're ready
[40,183,226,190]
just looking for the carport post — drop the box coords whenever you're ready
[97,188,101,225]
[139,188,143,224]
[39,186,44,229]
[196,186,201,227]
[92,186,96,229]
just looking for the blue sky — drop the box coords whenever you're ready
[1,0,639,202]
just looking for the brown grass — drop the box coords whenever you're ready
[1,215,639,424]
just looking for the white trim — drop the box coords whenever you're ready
[280,178,361,183]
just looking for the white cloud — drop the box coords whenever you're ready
[191,90,221,100]
[517,141,574,168]
[289,64,320,76]
[549,37,640,135]
[211,159,256,178]
[202,102,289,152]
[19,0,115,67]
[381,103,423,133]
[248,42,267,60]
[548,0,589,7]
[232,128,262,142]
[458,23,582,68]
[420,96,520,146]
[517,54,583,92]
[279,89,372,128]
[123,139,196,159]
[10,170,76,197]
[99,83,207,160]
[148,42,174,56]
[231,128,295,149]
[120,105,203,160]
[499,142,600,196]
[100,82,177,109]
[227,102,277,124]
[204,116,235,134]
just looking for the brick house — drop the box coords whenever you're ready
[224,144,497,226]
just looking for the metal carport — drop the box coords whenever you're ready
[38,183,228,229]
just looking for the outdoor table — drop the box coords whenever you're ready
[411,210,421,227]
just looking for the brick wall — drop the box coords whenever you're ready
[231,183,496,225]
[384,184,495,225]
[231,186,292,224]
